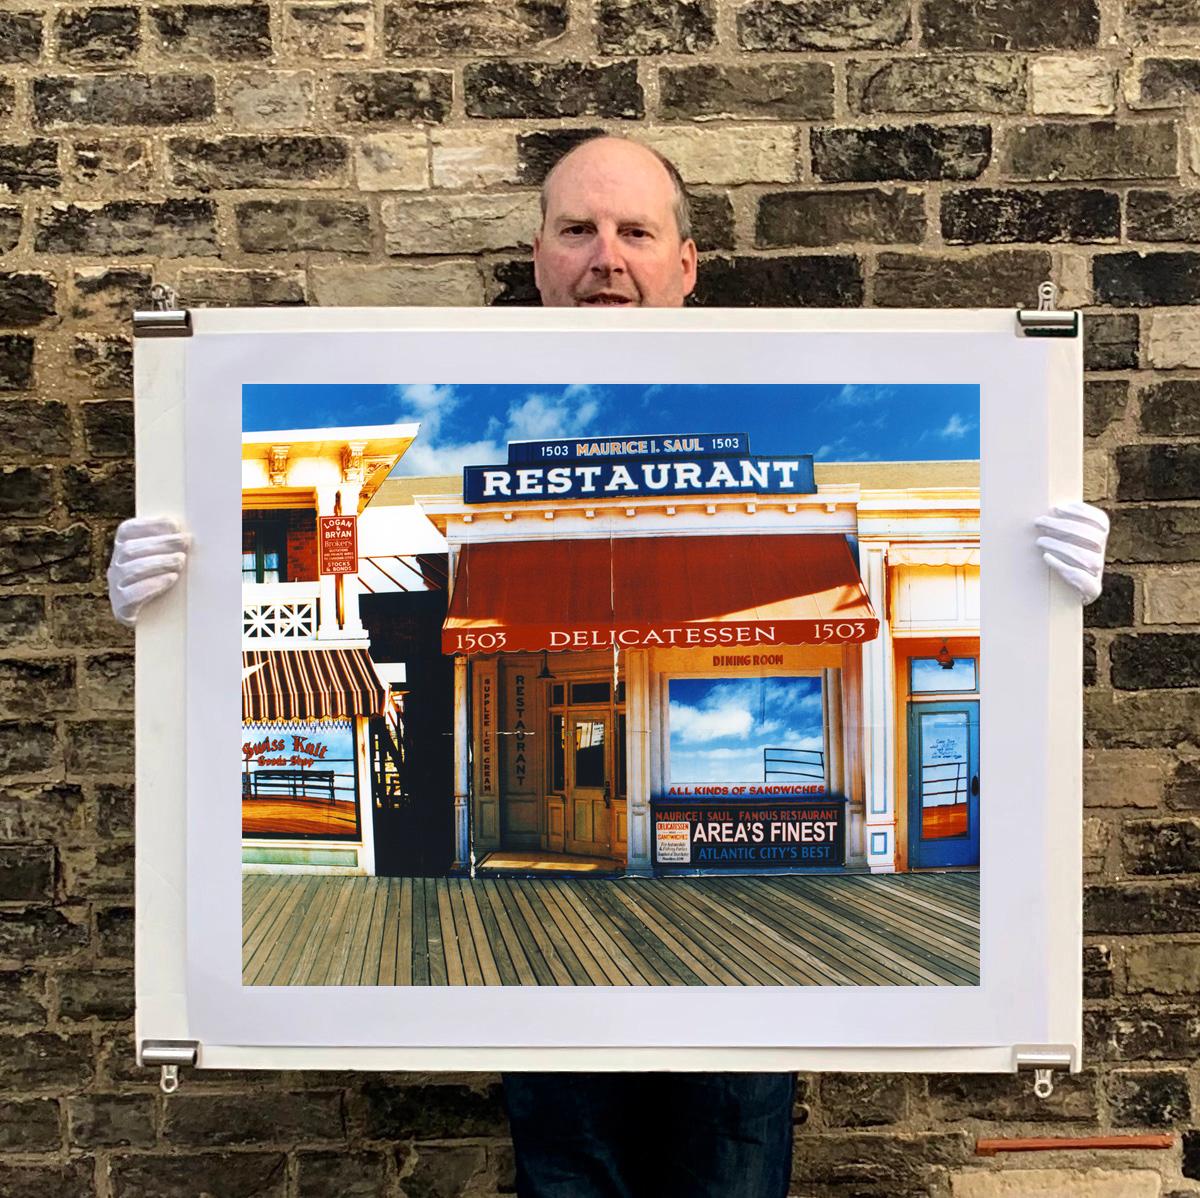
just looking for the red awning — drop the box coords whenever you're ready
[443,534,879,655]
[242,648,389,721]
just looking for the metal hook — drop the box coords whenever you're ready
[1033,1068,1054,1100]
[160,1064,180,1094]
[148,282,178,312]
[1036,281,1058,311]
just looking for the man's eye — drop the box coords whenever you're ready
[625,228,650,239]
[563,225,588,236]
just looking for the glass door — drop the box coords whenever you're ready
[566,712,610,856]
[906,700,979,868]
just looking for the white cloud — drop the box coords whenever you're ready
[830,384,892,408]
[669,698,754,744]
[399,436,508,477]
[505,390,600,441]
[939,412,970,439]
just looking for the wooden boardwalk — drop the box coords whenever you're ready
[242,871,979,987]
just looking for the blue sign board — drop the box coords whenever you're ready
[463,455,816,504]
[508,432,749,464]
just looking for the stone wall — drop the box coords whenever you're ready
[1,0,1198,1194]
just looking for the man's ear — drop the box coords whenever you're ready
[532,231,543,294]
[680,238,698,298]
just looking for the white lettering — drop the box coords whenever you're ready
[642,463,671,490]
[674,462,702,489]
[482,470,511,497]
[740,460,769,489]
[577,466,602,493]
[546,467,572,494]
[605,464,638,492]
[516,468,543,495]
[706,460,738,488]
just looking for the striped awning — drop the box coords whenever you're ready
[241,648,389,722]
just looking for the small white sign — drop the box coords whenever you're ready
[656,821,691,863]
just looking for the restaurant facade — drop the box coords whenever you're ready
[417,434,980,878]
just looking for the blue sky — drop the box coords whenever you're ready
[243,383,980,476]
[668,677,825,784]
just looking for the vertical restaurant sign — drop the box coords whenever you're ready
[318,515,358,575]
[479,670,495,796]
[504,670,531,793]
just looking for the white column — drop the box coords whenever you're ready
[315,484,340,640]
[625,649,652,876]
[860,544,896,873]
[452,655,471,872]
[338,480,366,639]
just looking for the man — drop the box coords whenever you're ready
[109,135,1109,1197]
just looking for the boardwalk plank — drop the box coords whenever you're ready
[458,881,504,987]
[437,879,467,987]
[244,876,320,986]
[480,880,541,986]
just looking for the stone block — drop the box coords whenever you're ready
[33,72,215,127]
[0,1032,92,1089]
[1110,503,1200,562]
[236,198,371,253]
[1083,748,1171,808]
[0,782,87,842]
[168,135,350,190]
[296,1150,390,1198]
[1097,252,1200,307]
[70,267,153,323]
[927,1072,1099,1123]
[1083,943,1112,998]
[1084,570,1133,627]
[0,140,62,193]
[68,1094,154,1147]
[1031,56,1117,114]
[285,3,374,58]
[383,192,538,255]
[1122,817,1200,875]
[80,651,134,711]
[362,1080,507,1139]
[1111,631,1200,687]
[0,908,89,961]
[1132,56,1200,106]
[1125,941,1200,995]
[873,250,1051,307]
[149,4,271,60]
[922,0,1099,49]
[850,55,1025,114]
[515,128,608,185]
[36,200,217,257]
[58,969,135,1021]
[792,1132,972,1192]
[1117,444,1200,500]
[0,843,55,903]
[433,129,518,189]
[690,255,863,307]
[737,0,909,50]
[49,594,133,648]
[95,781,134,838]
[643,127,798,184]
[55,7,140,65]
[0,465,51,518]
[310,262,484,307]
[330,69,451,124]
[660,63,833,120]
[0,81,13,124]
[355,131,427,191]
[0,524,91,583]
[0,272,55,327]
[1084,312,1139,370]
[0,13,44,64]
[71,140,153,191]
[689,192,735,251]
[1148,311,1200,368]
[1085,880,1200,935]
[71,333,133,394]
[0,207,19,254]
[1144,567,1200,624]
[942,187,1118,244]
[757,188,924,246]
[0,657,74,713]
[1107,1068,1192,1126]
[108,1153,288,1198]
[813,124,990,181]
[0,1162,95,1198]
[384,0,567,55]
[951,1169,1161,1197]
[177,268,306,307]
[96,905,133,958]
[222,71,315,129]
[465,61,643,119]
[489,259,538,306]
[163,1092,347,1145]
[0,336,36,390]
[64,718,134,775]
[0,1100,60,1151]
[1084,378,1128,438]
[596,0,716,54]
[1086,688,1200,749]
[0,595,47,648]
[819,1073,907,1126]
[1129,190,1200,241]
[1003,121,1178,181]
[64,462,134,517]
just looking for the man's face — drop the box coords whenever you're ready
[533,138,698,309]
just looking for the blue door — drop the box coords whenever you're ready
[907,700,979,869]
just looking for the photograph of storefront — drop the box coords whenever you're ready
[240,383,981,988]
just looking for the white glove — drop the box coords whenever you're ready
[107,516,189,628]
[1034,501,1108,606]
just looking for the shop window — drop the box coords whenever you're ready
[910,657,977,694]
[242,519,287,583]
[550,683,566,707]
[241,719,359,840]
[668,676,825,786]
[570,681,610,705]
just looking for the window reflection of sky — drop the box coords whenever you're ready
[668,677,824,784]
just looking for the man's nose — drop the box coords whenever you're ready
[588,229,624,274]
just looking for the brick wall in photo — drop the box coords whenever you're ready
[1,0,1198,1194]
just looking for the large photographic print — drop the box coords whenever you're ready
[240,382,981,988]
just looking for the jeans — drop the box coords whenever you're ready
[501,1072,796,1198]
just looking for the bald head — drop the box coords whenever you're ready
[533,136,698,308]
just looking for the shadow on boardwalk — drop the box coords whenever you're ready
[243,871,979,987]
